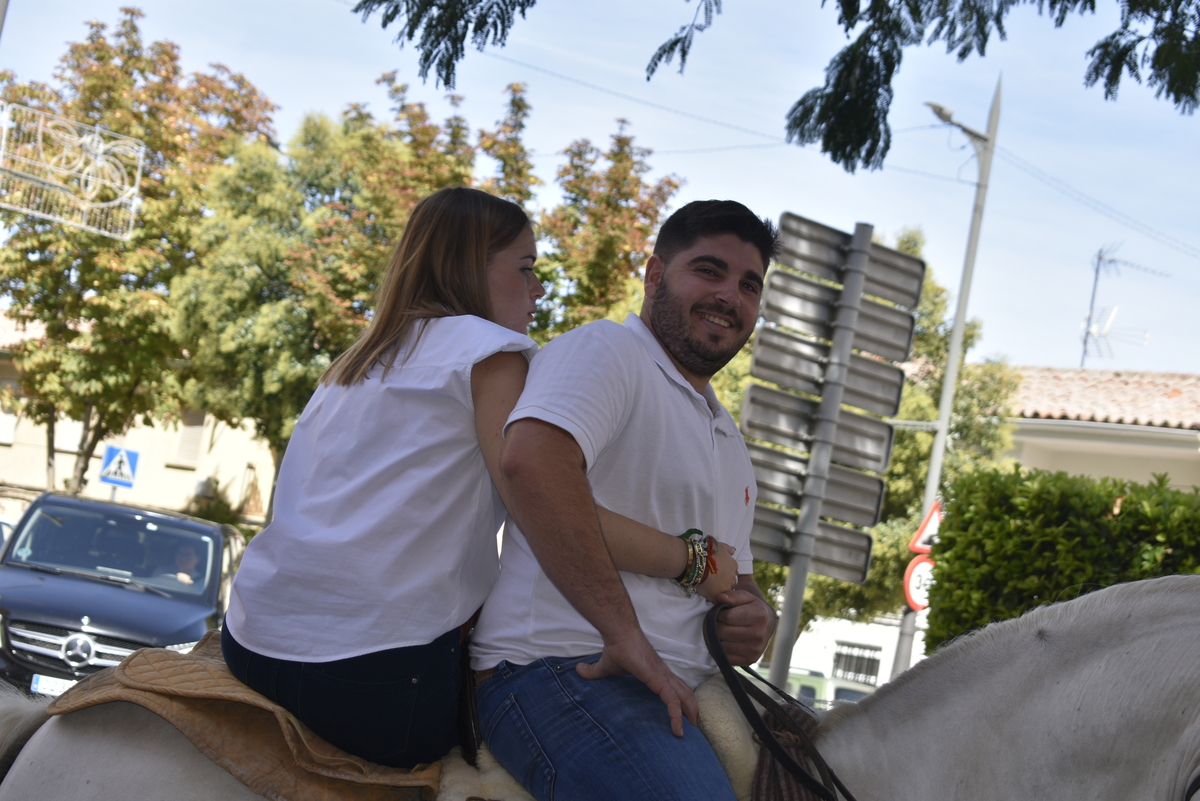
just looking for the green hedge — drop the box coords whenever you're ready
[925,467,1200,651]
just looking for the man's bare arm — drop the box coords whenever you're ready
[500,417,699,736]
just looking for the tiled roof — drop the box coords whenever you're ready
[1012,367,1200,430]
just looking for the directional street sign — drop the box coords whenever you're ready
[761,268,916,363]
[745,442,884,528]
[741,383,895,473]
[750,504,873,584]
[754,212,925,690]
[99,446,139,489]
[750,326,906,417]
[778,212,925,307]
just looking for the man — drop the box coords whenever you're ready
[471,200,780,801]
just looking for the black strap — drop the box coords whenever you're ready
[703,604,858,801]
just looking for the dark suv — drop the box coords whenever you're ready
[0,493,245,696]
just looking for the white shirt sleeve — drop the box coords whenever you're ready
[506,321,640,469]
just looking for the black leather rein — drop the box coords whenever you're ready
[703,603,858,801]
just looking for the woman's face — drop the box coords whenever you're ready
[487,225,544,334]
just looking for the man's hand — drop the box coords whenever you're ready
[576,631,698,737]
[714,579,778,666]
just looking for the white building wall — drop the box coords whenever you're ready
[781,611,930,686]
[1008,417,1200,490]
[0,409,275,524]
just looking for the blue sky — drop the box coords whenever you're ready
[3,0,1197,372]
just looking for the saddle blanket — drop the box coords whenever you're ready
[47,630,439,801]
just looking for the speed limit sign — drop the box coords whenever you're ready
[904,554,935,611]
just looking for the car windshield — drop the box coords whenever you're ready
[5,503,217,599]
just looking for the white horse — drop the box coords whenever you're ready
[1,574,1198,800]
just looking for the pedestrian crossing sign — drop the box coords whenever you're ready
[99,446,138,489]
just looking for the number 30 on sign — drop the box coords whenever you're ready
[904,554,935,611]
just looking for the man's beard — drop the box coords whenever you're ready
[649,273,750,379]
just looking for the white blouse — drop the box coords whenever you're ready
[225,315,536,661]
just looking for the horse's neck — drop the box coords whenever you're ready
[814,576,1200,801]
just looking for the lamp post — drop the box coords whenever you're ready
[921,78,1001,520]
[891,79,1001,679]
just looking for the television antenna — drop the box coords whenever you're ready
[1080,247,1168,368]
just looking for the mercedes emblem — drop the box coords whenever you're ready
[62,633,97,668]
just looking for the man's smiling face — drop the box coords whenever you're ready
[642,233,766,389]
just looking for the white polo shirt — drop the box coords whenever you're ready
[471,314,756,688]
[226,315,537,661]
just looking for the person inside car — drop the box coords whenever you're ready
[171,543,203,585]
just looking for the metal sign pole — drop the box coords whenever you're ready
[768,222,874,689]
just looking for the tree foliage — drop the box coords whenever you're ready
[352,0,537,89]
[0,8,274,493]
[350,0,1200,171]
[478,83,542,207]
[926,468,1200,650]
[534,123,680,340]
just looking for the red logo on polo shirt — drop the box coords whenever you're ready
[744,487,750,505]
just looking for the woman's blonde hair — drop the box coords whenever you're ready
[323,187,531,386]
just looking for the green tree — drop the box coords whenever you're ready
[171,138,316,523]
[478,83,542,208]
[534,123,680,340]
[0,8,274,493]
[351,0,1200,172]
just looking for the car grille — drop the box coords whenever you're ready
[6,620,142,676]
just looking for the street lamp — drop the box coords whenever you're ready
[891,79,1001,680]
[920,79,1001,519]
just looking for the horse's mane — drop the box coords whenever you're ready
[819,574,1200,733]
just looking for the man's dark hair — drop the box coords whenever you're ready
[653,200,781,269]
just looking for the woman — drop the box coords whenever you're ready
[222,187,736,769]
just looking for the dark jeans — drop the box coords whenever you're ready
[221,625,460,768]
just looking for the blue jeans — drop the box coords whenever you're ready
[477,654,737,801]
[221,625,460,768]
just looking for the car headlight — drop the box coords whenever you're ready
[165,641,198,653]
